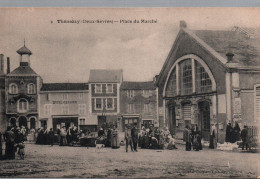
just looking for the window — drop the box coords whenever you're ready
[106,84,113,93]
[144,103,150,113]
[142,90,150,96]
[95,98,103,110]
[27,83,36,94]
[127,103,134,113]
[180,59,192,95]
[79,93,84,99]
[127,90,135,98]
[255,86,260,120]
[196,62,212,93]
[79,104,86,114]
[62,104,69,114]
[106,98,114,109]
[44,104,52,115]
[79,118,86,125]
[9,83,18,94]
[62,94,68,100]
[95,84,102,93]
[17,99,28,113]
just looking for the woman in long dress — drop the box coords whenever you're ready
[111,125,120,149]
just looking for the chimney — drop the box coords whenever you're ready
[180,20,187,28]
[226,52,234,63]
[7,57,10,74]
[0,54,4,73]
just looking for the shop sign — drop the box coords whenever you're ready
[53,101,77,104]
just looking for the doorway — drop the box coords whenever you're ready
[198,101,211,141]
[19,116,27,127]
[168,105,176,134]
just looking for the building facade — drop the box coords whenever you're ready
[5,45,42,130]
[39,83,95,131]
[88,69,123,130]
[156,21,260,143]
[120,81,158,131]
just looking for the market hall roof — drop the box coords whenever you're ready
[89,69,123,83]
[41,83,89,91]
[194,29,260,66]
[156,22,260,86]
[121,81,156,90]
[16,45,32,55]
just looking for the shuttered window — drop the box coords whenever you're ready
[255,87,260,120]
[183,103,191,121]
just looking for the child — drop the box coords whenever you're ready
[17,142,25,160]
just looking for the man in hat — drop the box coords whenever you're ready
[241,125,248,150]
[131,123,139,152]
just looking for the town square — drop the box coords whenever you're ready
[0,8,260,178]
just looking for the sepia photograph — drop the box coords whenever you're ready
[0,7,260,178]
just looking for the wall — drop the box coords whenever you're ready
[6,76,38,114]
[120,89,157,121]
[39,91,90,128]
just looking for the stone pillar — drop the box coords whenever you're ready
[27,119,30,129]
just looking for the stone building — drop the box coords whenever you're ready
[39,83,94,131]
[120,81,158,131]
[88,69,123,129]
[156,21,260,142]
[5,44,42,130]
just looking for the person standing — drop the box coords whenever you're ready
[241,126,248,150]
[225,123,233,143]
[111,125,120,149]
[125,125,133,152]
[209,124,217,149]
[48,128,55,146]
[183,125,191,151]
[4,126,15,159]
[106,127,112,147]
[60,126,67,146]
[0,131,3,160]
[131,123,139,152]
[233,122,241,143]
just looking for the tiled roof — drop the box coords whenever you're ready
[194,29,260,66]
[121,81,156,90]
[16,46,32,55]
[8,65,38,76]
[89,69,123,83]
[41,83,89,91]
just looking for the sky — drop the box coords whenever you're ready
[0,8,259,83]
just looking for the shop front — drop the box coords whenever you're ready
[121,114,141,131]
[52,116,78,131]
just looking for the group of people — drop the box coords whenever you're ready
[138,125,177,150]
[35,126,78,146]
[183,125,202,151]
[226,122,251,150]
[0,126,27,160]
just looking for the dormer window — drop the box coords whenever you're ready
[9,83,18,94]
[17,98,28,113]
[27,83,36,94]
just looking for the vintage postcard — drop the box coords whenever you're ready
[0,8,259,178]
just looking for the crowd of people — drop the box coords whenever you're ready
[137,125,177,150]
[0,125,28,160]
[0,121,255,160]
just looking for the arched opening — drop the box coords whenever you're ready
[19,116,27,127]
[198,101,211,140]
[10,118,16,127]
[30,117,36,129]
